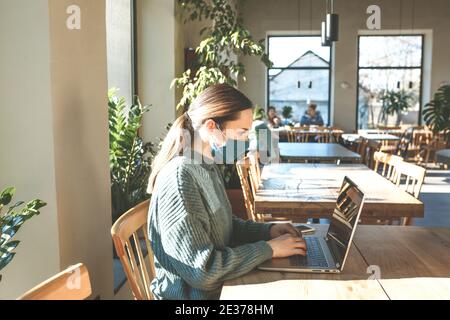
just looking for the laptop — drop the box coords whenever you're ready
[258,176,365,274]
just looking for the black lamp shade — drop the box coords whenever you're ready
[326,13,339,41]
[321,21,331,46]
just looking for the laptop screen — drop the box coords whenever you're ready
[326,176,365,269]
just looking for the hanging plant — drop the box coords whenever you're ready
[172,0,273,111]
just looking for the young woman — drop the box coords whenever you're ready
[267,106,282,128]
[147,84,306,300]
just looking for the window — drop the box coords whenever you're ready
[106,0,138,106]
[357,35,424,129]
[267,35,332,125]
[106,0,138,293]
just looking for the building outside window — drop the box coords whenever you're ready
[267,35,331,125]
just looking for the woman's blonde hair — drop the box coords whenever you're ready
[147,84,253,194]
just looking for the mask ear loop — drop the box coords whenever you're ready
[214,121,227,146]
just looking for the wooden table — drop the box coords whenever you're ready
[279,143,361,163]
[221,225,450,300]
[360,133,400,141]
[254,164,424,221]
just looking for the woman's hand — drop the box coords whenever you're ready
[267,234,307,258]
[269,223,301,239]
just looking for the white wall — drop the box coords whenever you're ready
[137,0,177,143]
[48,0,114,300]
[238,0,450,132]
[0,0,114,299]
[0,0,60,299]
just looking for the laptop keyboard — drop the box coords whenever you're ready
[289,237,329,268]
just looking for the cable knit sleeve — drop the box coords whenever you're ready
[155,164,273,292]
[231,216,273,244]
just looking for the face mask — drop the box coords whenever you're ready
[210,123,249,164]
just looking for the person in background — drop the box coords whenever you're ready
[249,106,280,163]
[267,106,282,129]
[300,103,325,126]
[147,84,306,300]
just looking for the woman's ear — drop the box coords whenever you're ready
[204,119,218,132]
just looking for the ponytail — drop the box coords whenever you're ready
[147,84,253,194]
[147,113,193,194]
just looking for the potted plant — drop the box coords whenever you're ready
[108,89,157,223]
[0,187,46,281]
[282,105,293,126]
[379,89,414,126]
[423,84,450,142]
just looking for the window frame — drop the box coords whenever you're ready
[131,0,138,96]
[355,34,425,129]
[266,34,333,126]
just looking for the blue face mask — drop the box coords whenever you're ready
[211,139,249,164]
[210,123,249,164]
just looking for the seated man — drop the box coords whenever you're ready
[300,103,325,126]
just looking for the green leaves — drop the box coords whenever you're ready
[379,89,415,125]
[380,89,414,115]
[282,106,293,119]
[0,187,15,206]
[0,187,46,274]
[173,0,274,110]
[423,85,450,135]
[108,89,156,222]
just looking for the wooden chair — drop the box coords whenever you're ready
[420,132,448,167]
[396,127,415,160]
[373,151,403,183]
[395,162,426,199]
[359,138,381,169]
[248,151,262,193]
[111,200,155,300]
[286,127,309,143]
[316,130,333,143]
[236,158,298,223]
[18,263,91,300]
[394,162,426,225]
[356,137,368,160]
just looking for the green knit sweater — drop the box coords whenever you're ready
[148,151,274,300]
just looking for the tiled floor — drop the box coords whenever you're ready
[414,169,450,227]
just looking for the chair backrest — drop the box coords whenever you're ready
[316,130,333,143]
[286,127,308,143]
[395,162,426,199]
[18,263,91,300]
[248,151,261,191]
[111,200,155,300]
[366,139,382,168]
[396,127,415,157]
[356,138,368,160]
[412,130,433,146]
[359,138,381,168]
[373,151,403,182]
[236,158,259,221]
